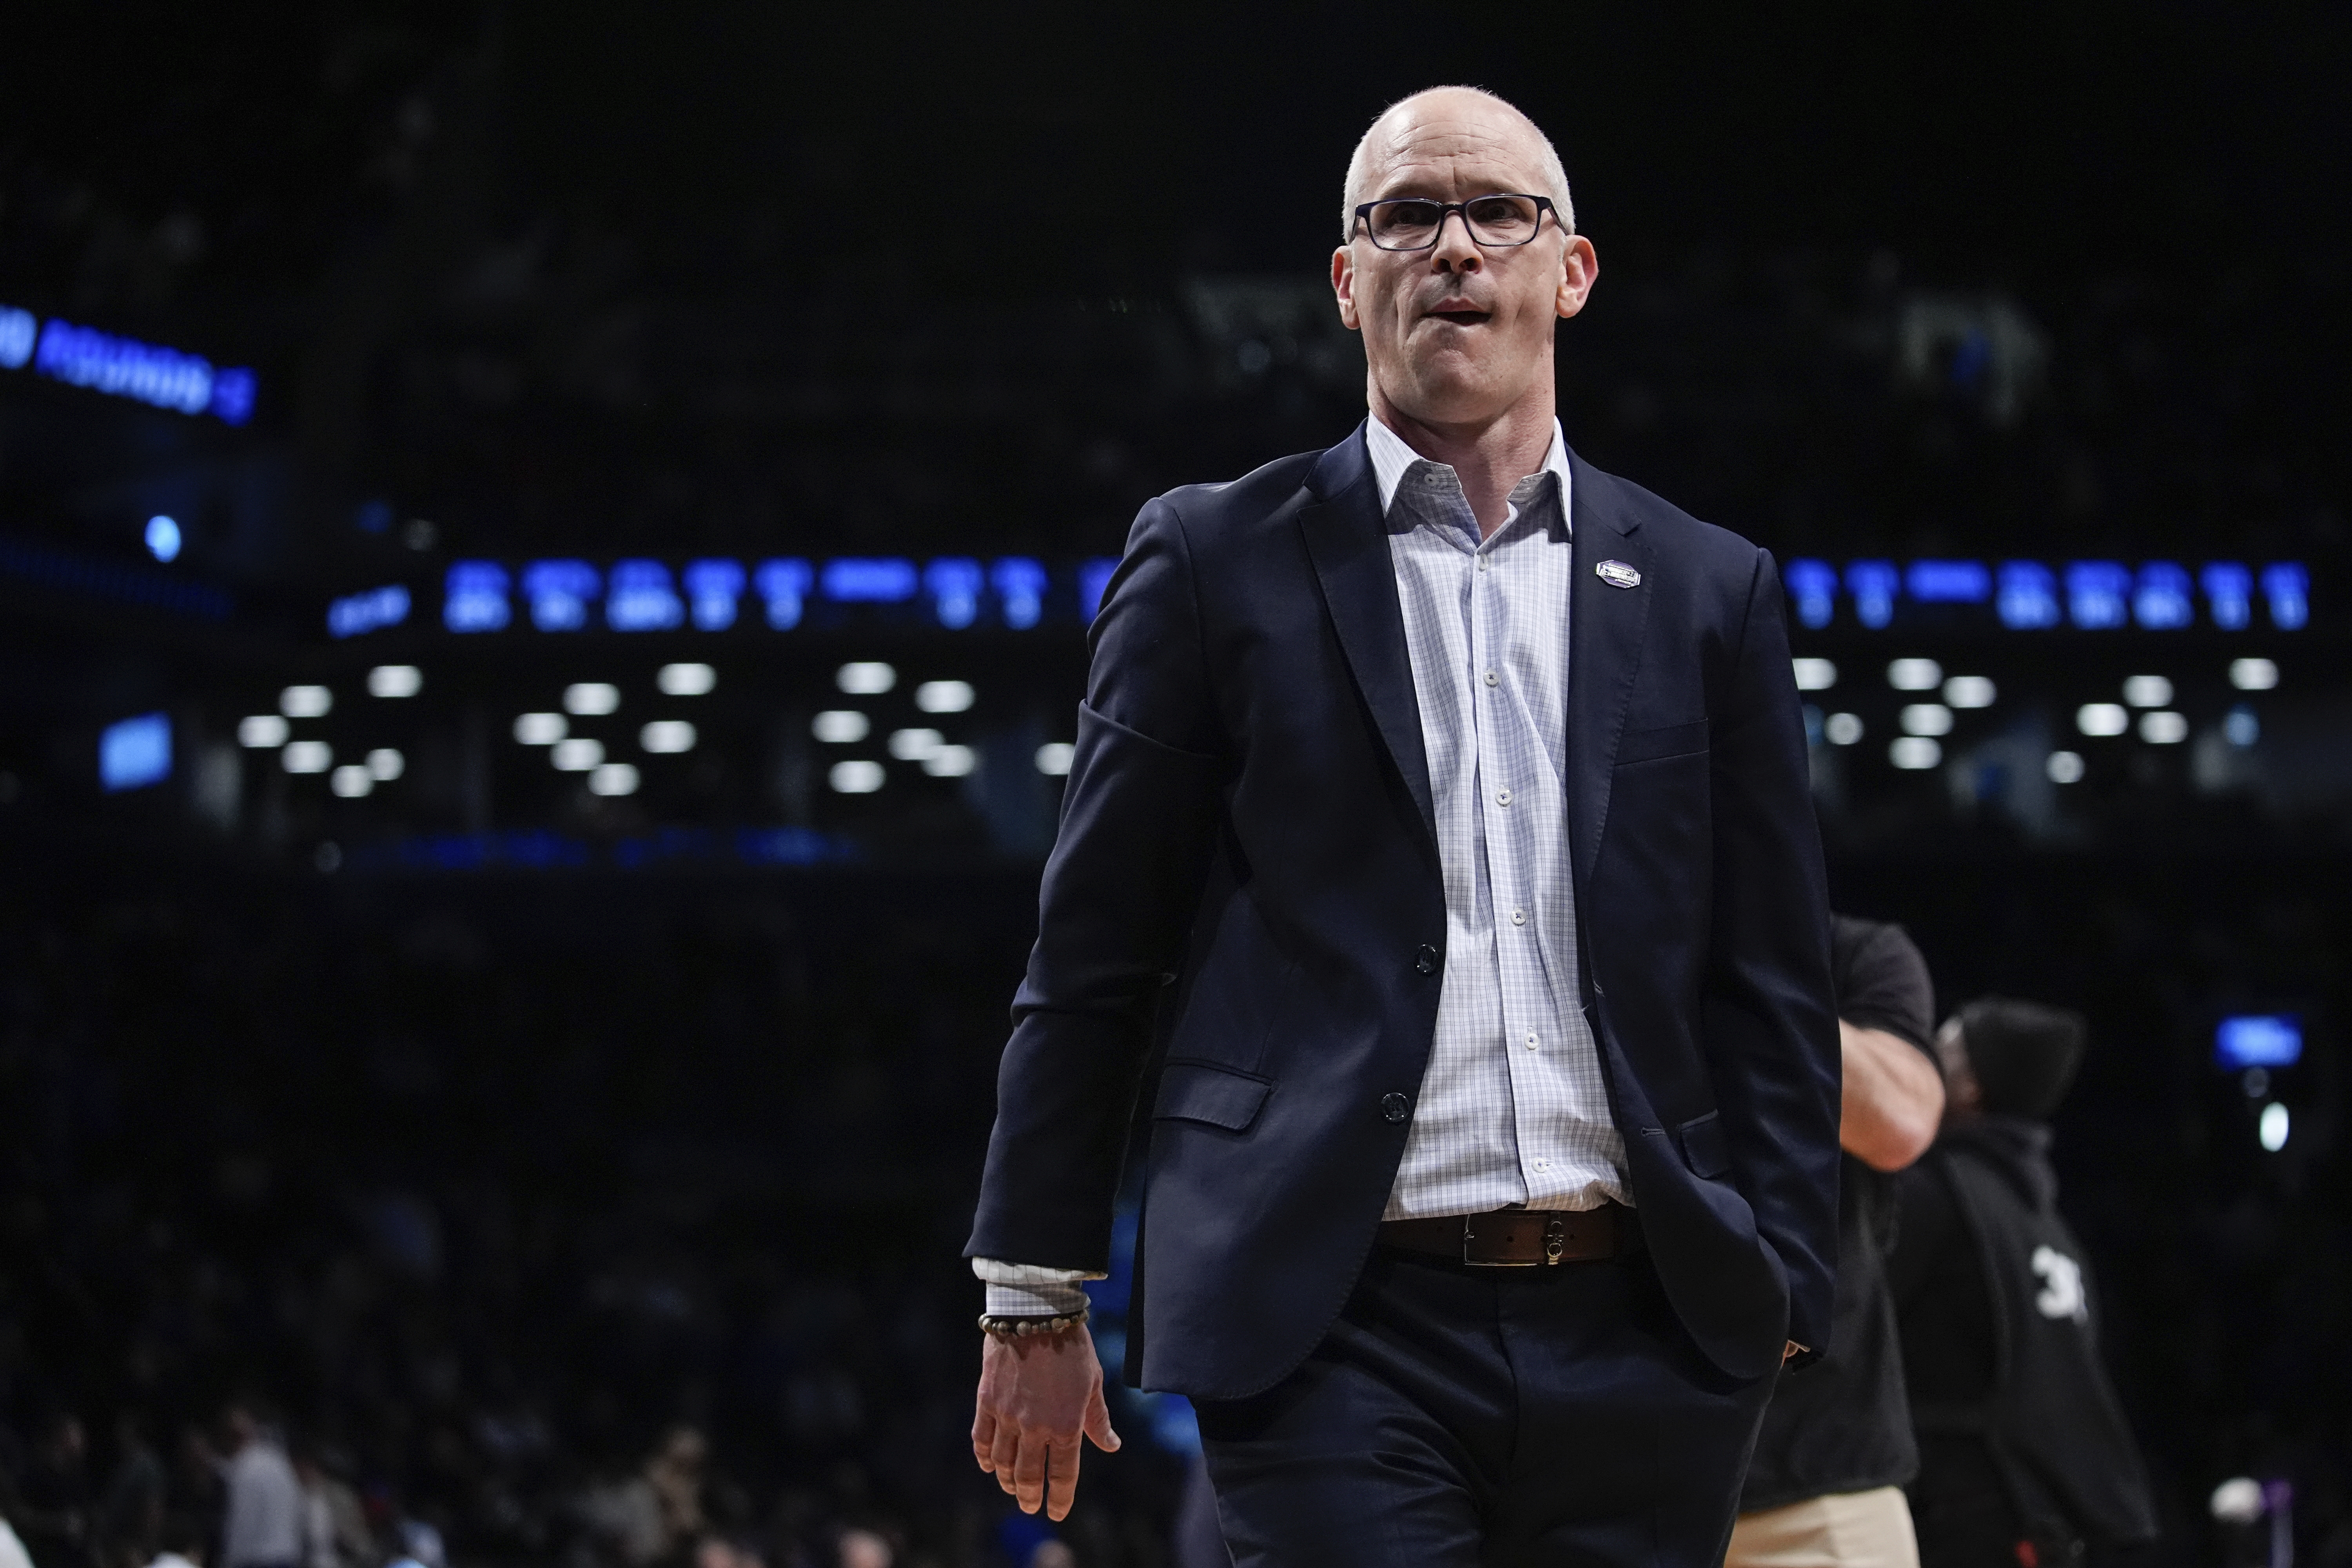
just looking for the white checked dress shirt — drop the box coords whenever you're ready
[976,418,1628,1316]
[1367,414,1628,1219]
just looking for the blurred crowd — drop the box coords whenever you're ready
[0,750,2348,1568]
[0,868,1187,1568]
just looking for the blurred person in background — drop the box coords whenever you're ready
[643,1426,709,1556]
[578,1426,710,1567]
[831,1527,889,1568]
[967,82,1840,1568]
[1889,1000,2159,1567]
[289,1448,368,1568]
[209,1406,301,1568]
[1728,917,1945,1568]
[13,1414,94,1568]
[145,1517,210,1568]
[0,1505,38,1568]
[98,1415,167,1568]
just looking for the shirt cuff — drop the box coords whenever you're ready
[973,1257,1102,1319]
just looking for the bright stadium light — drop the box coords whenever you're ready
[657,662,717,696]
[1887,659,1942,691]
[1791,659,1837,692]
[564,682,621,715]
[641,721,697,755]
[281,684,333,718]
[915,680,976,713]
[812,710,870,744]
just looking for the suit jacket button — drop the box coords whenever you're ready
[1381,1092,1410,1123]
[1414,945,1439,975]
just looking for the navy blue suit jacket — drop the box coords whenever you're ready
[969,425,1840,1399]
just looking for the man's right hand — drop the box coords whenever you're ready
[972,1325,1122,1521]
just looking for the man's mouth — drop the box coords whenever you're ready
[1425,306,1492,327]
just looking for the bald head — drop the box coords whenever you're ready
[1341,87,1574,242]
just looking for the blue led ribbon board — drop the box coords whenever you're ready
[1997,562,2061,628]
[2216,1015,2302,1070]
[1783,559,1836,629]
[754,559,811,628]
[2133,563,2193,629]
[822,558,919,603]
[328,584,410,639]
[523,560,599,630]
[6,309,258,425]
[1845,561,1898,628]
[684,559,746,630]
[445,562,512,632]
[925,558,984,628]
[1907,560,1991,603]
[1080,558,1121,622]
[100,713,172,792]
[2202,564,2252,630]
[2262,564,2309,630]
[991,558,1047,628]
[607,560,683,631]
[1780,557,2312,632]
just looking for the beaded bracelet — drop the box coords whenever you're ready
[977,1305,1091,1341]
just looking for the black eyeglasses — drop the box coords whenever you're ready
[1352,194,1557,252]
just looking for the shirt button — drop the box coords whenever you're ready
[1381,1092,1411,1124]
[1484,669,1499,687]
[1532,1158,1550,1172]
[1511,908,1526,926]
[1524,1032,1540,1051]
[1497,788,1513,806]
[1477,556,1490,572]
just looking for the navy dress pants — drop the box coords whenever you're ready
[1195,1245,1774,1568]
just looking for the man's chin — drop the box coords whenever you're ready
[1379,367,1523,431]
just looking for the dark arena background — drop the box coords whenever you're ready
[1,6,2348,1567]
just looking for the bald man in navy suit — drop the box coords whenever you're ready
[966,86,1842,1568]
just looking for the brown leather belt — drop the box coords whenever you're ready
[1378,1203,1642,1267]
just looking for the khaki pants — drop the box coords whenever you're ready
[1726,1487,1922,1568]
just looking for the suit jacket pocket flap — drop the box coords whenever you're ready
[1154,1059,1273,1132]
[1677,1111,1730,1178]
[1617,719,1710,766]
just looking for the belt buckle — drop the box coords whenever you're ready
[1461,1213,1546,1268]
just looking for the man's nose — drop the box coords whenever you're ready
[1430,210,1483,273]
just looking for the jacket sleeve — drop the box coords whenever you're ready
[1700,548,1843,1352]
[965,496,1230,1272]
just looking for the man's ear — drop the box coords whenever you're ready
[1554,234,1599,321]
[1331,247,1361,331]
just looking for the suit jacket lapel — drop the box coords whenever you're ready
[1298,429,1437,849]
[1566,452,1653,893]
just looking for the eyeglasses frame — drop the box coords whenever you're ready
[1350,193,1561,253]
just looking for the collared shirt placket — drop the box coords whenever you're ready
[1475,479,1573,1203]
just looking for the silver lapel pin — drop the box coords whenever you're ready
[1595,560,1641,589]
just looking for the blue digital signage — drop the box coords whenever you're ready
[0,304,256,425]
[100,712,172,792]
[2216,1015,2303,1071]
[1781,557,2311,632]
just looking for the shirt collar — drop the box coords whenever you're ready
[1364,414,1573,535]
